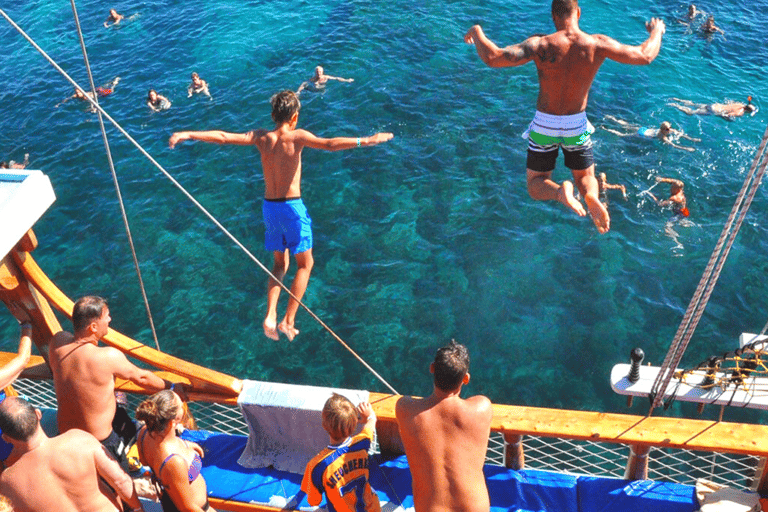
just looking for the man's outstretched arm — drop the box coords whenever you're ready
[598,18,665,65]
[464,25,538,68]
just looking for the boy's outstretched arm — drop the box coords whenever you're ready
[298,131,393,151]
[169,130,260,148]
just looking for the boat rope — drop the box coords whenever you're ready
[68,0,161,352]
[0,8,399,395]
[648,125,768,414]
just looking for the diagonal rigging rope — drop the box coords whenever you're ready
[0,8,399,395]
[648,125,768,413]
[68,0,161,352]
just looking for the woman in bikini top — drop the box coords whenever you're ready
[135,390,215,512]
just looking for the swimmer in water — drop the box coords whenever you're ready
[103,9,124,27]
[701,15,725,36]
[602,116,699,152]
[55,77,121,111]
[187,72,211,99]
[647,176,688,217]
[678,4,700,24]
[0,153,30,169]
[668,96,757,120]
[598,172,627,201]
[297,66,354,94]
[147,89,172,111]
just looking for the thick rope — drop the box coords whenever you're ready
[649,126,768,413]
[0,8,399,395]
[69,0,161,352]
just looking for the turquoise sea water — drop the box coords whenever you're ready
[1,0,767,421]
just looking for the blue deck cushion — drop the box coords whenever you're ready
[486,465,578,512]
[182,429,698,512]
[577,476,697,512]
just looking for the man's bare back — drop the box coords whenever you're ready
[395,341,493,512]
[464,1,665,234]
[465,10,664,116]
[50,332,119,440]
[0,397,142,512]
[2,429,128,512]
[397,393,493,512]
[50,298,168,441]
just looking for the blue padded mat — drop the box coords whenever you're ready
[182,429,699,512]
[577,476,697,512]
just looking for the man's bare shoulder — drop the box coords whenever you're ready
[465,394,493,418]
[51,330,74,347]
[395,394,425,418]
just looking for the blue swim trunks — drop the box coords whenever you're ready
[262,198,313,254]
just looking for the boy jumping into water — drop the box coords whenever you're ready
[169,90,393,341]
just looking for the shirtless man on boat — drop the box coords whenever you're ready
[396,340,493,512]
[0,396,145,512]
[169,90,393,342]
[49,296,179,473]
[465,0,666,234]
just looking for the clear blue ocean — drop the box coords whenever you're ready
[1,0,767,421]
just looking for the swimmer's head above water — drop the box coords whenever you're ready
[659,121,672,134]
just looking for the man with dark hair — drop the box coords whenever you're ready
[395,340,493,512]
[169,90,393,342]
[49,296,177,474]
[465,0,665,234]
[0,397,144,512]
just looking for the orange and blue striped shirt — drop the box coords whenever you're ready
[301,425,380,512]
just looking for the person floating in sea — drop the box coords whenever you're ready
[0,396,146,512]
[464,0,666,234]
[301,394,380,512]
[56,77,121,110]
[602,116,699,152]
[297,66,354,94]
[396,340,493,512]
[104,9,124,27]
[701,15,725,36]
[187,72,212,99]
[0,153,29,169]
[598,171,627,202]
[667,96,757,120]
[647,176,688,217]
[168,90,393,341]
[147,89,172,111]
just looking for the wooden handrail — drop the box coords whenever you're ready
[10,248,243,397]
[368,392,768,459]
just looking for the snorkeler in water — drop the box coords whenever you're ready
[187,72,212,99]
[668,96,757,120]
[147,89,172,111]
[602,116,699,152]
[598,171,627,202]
[701,15,725,36]
[647,176,688,217]
[55,77,121,111]
[104,9,124,27]
[0,153,29,169]
[296,66,354,94]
